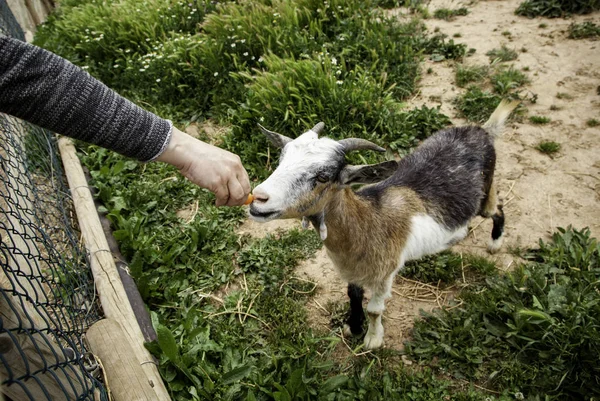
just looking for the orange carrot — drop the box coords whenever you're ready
[244,194,254,205]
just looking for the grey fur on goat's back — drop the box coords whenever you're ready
[359,126,496,229]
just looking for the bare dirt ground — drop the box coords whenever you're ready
[234,0,600,352]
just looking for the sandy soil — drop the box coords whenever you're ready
[236,0,600,352]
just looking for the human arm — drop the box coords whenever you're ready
[0,35,250,206]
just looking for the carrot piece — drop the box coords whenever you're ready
[244,194,254,205]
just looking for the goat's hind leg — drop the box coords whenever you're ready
[481,180,505,253]
[343,284,365,337]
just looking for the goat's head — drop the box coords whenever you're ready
[249,122,398,222]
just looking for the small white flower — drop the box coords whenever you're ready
[260,117,265,122]
[258,57,264,62]
[515,393,524,400]
[113,64,119,68]
[156,78,161,82]
[82,66,89,70]
[125,49,131,53]
[336,70,341,75]
[336,80,343,85]
[237,25,242,29]
[251,56,255,60]
[241,39,246,43]
[331,57,337,65]
[214,72,219,76]
[231,43,236,48]
[187,16,191,19]
[139,68,146,72]
[243,52,248,56]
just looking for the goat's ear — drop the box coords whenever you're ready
[257,123,293,148]
[339,160,398,185]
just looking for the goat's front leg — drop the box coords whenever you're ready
[363,276,394,350]
[343,284,365,337]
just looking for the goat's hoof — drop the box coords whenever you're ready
[487,237,503,254]
[343,323,363,337]
[363,332,384,350]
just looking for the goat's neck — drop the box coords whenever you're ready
[320,187,375,253]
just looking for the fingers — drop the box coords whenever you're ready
[225,178,247,207]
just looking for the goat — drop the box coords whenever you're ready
[248,100,519,349]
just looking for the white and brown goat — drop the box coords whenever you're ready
[249,100,519,349]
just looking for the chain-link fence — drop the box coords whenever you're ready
[1,2,109,399]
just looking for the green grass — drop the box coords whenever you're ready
[529,115,552,124]
[491,66,529,95]
[568,21,600,39]
[455,86,503,123]
[516,0,600,18]
[455,64,489,87]
[536,140,561,154]
[407,226,600,399]
[586,118,600,127]
[486,45,519,63]
[433,7,469,20]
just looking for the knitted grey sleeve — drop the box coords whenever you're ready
[0,36,172,162]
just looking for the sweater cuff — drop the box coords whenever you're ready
[144,120,173,162]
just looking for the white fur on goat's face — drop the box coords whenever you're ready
[249,129,344,222]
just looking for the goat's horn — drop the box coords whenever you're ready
[338,138,385,153]
[257,123,293,148]
[311,122,325,134]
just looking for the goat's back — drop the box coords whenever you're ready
[359,126,495,229]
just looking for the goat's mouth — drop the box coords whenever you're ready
[248,206,281,222]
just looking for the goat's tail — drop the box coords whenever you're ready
[483,99,520,137]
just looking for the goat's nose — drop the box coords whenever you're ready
[252,187,269,203]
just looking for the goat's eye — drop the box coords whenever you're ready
[316,174,329,183]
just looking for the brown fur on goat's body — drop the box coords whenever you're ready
[321,186,425,293]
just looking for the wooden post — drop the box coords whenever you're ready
[58,137,170,401]
[86,319,160,401]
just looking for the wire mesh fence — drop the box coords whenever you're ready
[1,3,109,399]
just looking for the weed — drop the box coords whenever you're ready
[556,92,574,100]
[586,118,600,127]
[486,45,518,62]
[522,66,530,71]
[536,140,561,154]
[403,252,496,285]
[568,21,600,39]
[455,86,502,123]
[529,115,551,124]
[422,34,468,61]
[455,64,489,87]
[407,226,600,399]
[491,66,529,95]
[453,32,462,38]
[539,23,548,28]
[433,7,469,20]
[501,30,511,36]
[427,67,434,74]
[516,0,600,18]
[549,104,561,111]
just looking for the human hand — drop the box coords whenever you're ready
[156,127,251,206]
